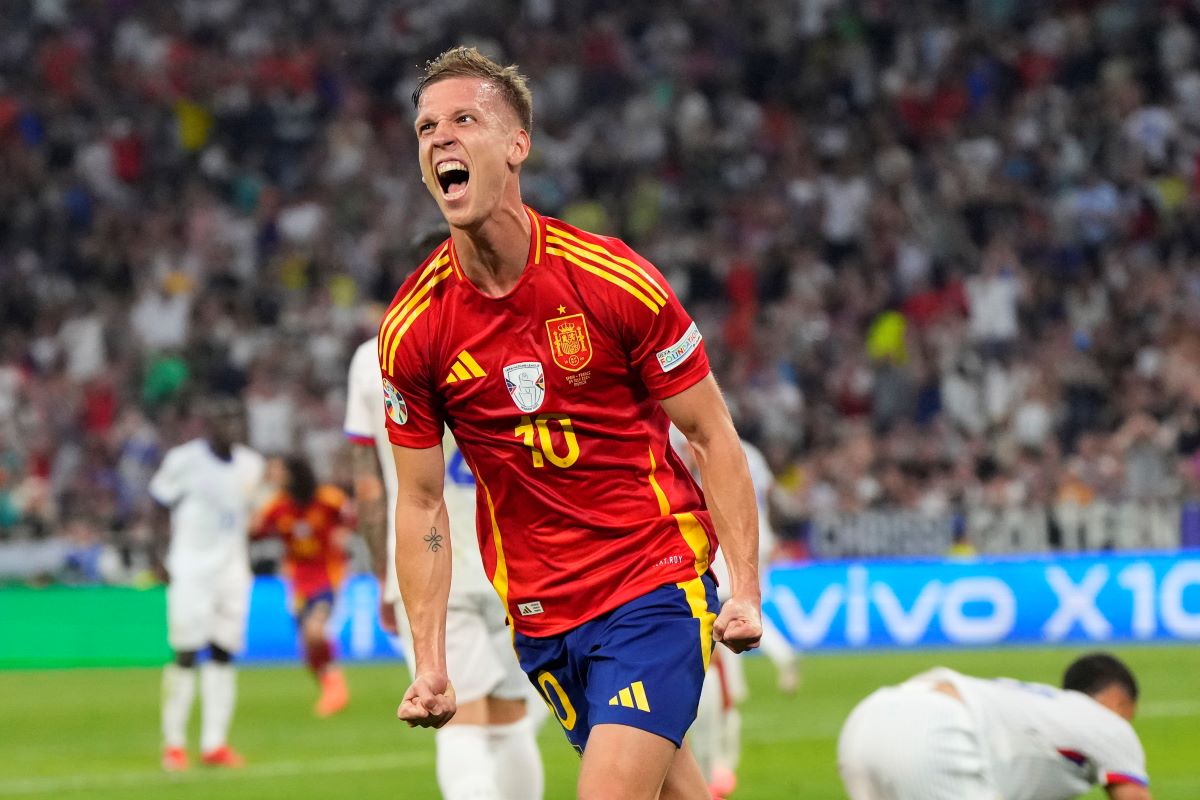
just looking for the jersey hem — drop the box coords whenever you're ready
[508,567,712,638]
[649,364,710,402]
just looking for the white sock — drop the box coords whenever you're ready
[722,706,743,774]
[488,717,543,800]
[436,724,500,800]
[161,664,196,749]
[200,662,237,753]
[690,667,722,781]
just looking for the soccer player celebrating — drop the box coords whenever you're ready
[255,455,352,718]
[380,46,762,799]
[346,324,545,800]
[838,652,1151,800]
[150,396,266,771]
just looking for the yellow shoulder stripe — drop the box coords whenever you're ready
[384,296,436,373]
[381,265,453,371]
[548,245,662,314]
[377,248,449,361]
[546,225,667,300]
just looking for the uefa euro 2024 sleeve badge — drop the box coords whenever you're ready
[382,378,408,425]
[504,362,545,413]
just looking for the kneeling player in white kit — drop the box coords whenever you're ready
[150,397,266,771]
[346,337,544,800]
[838,652,1151,800]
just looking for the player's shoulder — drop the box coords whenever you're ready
[379,240,454,369]
[383,239,454,313]
[542,216,672,313]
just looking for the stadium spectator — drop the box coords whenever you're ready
[0,1,1198,578]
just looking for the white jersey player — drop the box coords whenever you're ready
[149,397,266,772]
[839,653,1151,800]
[345,337,543,800]
[672,430,798,798]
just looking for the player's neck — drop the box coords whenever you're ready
[451,201,531,297]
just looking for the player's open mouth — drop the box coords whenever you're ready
[436,160,470,200]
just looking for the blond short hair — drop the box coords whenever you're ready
[412,46,533,133]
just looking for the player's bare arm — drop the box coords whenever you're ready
[1107,785,1152,800]
[661,373,763,653]
[351,445,388,580]
[390,441,456,728]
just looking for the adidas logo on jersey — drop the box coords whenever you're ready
[608,681,651,712]
[445,350,487,384]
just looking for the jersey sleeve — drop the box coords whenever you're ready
[1087,714,1149,789]
[377,311,444,449]
[344,340,378,446]
[614,246,711,399]
[148,447,187,506]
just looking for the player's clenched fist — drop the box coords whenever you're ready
[397,672,457,728]
[713,596,763,654]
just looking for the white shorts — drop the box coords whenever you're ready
[838,684,999,800]
[394,589,528,705]
[167,565,250,654]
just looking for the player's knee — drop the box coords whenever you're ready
[174,650,198,668]
[209,644,234,664]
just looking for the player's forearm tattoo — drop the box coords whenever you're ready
[351,447,389,577]
[423,527,444,552]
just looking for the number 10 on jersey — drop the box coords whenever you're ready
[514,413,579,468]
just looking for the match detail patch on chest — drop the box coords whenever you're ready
[504,362,545,413]
[545,313,593,372]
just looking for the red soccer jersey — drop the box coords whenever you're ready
[255,485,350,599]
[378,207,717,636]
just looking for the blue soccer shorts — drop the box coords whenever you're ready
[513,574,718,753]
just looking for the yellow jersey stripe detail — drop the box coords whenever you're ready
[618,687,634,708]
[526,206,542,265]
[477,475,510,621]
[673,511,711,576]
[381,264,452,357]
[446,372,458,384]
[647,447,671,517]
[383,267,453,372]
[385,297,435,373]
[608,696,618,706]
[448,242,464,280]
[677,576,716,671]
[459,350,487,378]
[631,681,651,712]
[546,225,666,298]
[377,249,448,360]
[548,246,661,314]
[546,233,667,307]
[450,361,472,381]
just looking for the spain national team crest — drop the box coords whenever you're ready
[504,362,545,413]
[382,378,408,425]
[545,313,593,372]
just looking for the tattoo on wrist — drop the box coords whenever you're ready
[423,527,444,552]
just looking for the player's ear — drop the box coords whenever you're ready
[508,128,530,168]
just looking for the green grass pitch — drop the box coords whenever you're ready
[1,645,1197,799]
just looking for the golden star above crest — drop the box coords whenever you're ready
[556,304,566,314]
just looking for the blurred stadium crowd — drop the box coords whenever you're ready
[2,0,1200,583]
